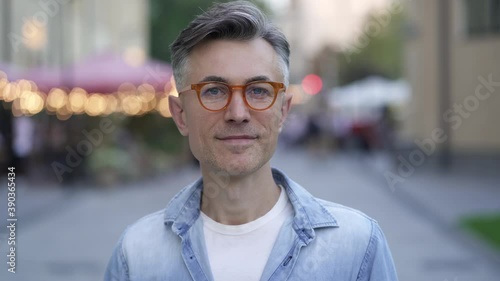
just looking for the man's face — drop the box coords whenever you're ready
[169,38,292,176]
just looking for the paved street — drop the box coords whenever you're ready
[1,147,499,281]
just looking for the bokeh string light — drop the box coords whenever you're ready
[0,72,175,120]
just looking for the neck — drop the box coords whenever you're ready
[200,163,280,225]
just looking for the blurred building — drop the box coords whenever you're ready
[403,0,500,163]
[0,0,148,67]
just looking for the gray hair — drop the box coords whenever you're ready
[170,0,290,89]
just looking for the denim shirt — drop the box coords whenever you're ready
[104,168,398,281]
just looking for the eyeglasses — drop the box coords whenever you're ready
[178,81,286,112]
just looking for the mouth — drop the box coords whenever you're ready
[215,135,258,145]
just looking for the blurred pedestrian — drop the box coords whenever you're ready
[105,2,398,280]
[376,104,399,168]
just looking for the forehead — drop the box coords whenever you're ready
[186,38,282,84]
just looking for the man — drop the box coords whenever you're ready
[105,1,398,280]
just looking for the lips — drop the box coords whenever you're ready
[216,135,257,140]
[215,134,258,146]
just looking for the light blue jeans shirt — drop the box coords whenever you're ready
[105,168,398,280]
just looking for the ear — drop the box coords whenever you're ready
[278,92,293,129]
[169,95,189,136]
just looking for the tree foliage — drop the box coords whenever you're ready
[149,0,270,63]
[337,10,405,86]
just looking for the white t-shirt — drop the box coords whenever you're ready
[200,185,293,281]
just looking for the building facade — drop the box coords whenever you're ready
[403,0,500,158]
[0,0,148,68]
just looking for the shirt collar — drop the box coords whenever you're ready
[164,168,338,239]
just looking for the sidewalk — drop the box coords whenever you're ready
[0,177,76,229]
[361,151,500,263]
[363,151,500,223]
[1,147,499,281]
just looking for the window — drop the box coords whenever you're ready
[465,0,500,35]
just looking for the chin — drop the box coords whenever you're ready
[200,145,272,177]
[210,156,262,177]
[221,162,257,177]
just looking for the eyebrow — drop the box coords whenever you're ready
[199,75,271,84]
[199,76,228,83]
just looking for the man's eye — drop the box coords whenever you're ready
[205,88,221,95]
[248,87,271,98]
[201,87,226,98]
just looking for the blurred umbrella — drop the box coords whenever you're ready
[22,66,62,92]
[68,52,172,93]
[0,62,22,81]
[328,76,410,122]
[21,52,173,94]
[330,76,410,109]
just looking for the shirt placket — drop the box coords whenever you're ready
[178,218,214,281]
[181,239,211,281]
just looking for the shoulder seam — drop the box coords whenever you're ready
[116,226,131,281]
[356,220,378,280]
[317,198,377,224]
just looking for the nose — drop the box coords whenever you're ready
[223,89,251,123]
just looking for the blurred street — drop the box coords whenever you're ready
[1,147,500,281]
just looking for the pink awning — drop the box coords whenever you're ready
[20,52,173,94]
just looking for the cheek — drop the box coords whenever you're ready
[258,109,282,139]
[186,112,216,144]
[187,125,210,162]
[269,107,283,131]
